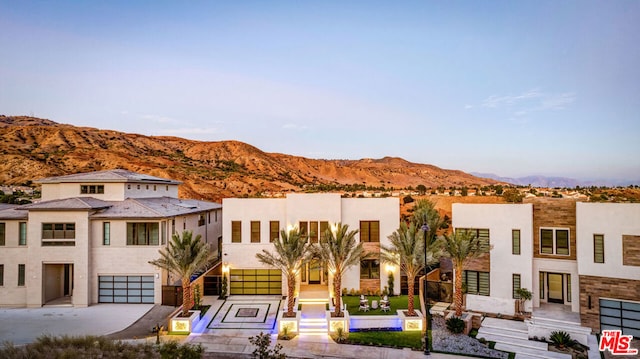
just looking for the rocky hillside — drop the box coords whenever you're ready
[0,115,498,202]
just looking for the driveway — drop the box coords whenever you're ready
[0,304,154,345]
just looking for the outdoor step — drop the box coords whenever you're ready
[477,326,530,341]
[481,317,528,334]
[530,316,588,331]
[495,343,571,359]
[477,332,548,351]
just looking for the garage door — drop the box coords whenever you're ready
[600,299,640,337]
[230,269,282,295]
[99,275,154,303]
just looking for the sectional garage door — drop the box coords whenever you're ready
[99,275,155,303]
[600,299,640,337]
[230,269,282,295]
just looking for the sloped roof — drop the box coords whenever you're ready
[35,169,181,185]
[91,197,221,219]
[0,205,28,220]
[19,197,112,211]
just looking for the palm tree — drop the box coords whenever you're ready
[412,199,447,248]
[381,222,441,316]
[443,229,491,317]
[312,222,369,317]
[256,227,310,317]
[149,230,214,317]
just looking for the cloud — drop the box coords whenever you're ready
[481,89,543,108]
[141,114,180,124]
[539,92,576,110]
[282,123,308,130]
[154,127,221,136]
[480,89,576,121]
[464,105,473,109]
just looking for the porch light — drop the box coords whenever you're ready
[222,262,229,273]
[385,264,395,273]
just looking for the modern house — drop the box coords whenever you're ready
[453,198,640,338]
[0,169,222,308]
[221,193,400,297]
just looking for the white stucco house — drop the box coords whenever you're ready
[221,193,400,297]
[0,169,222,308]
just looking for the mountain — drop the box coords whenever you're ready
[0,115,498,202]
[471,172,639,188]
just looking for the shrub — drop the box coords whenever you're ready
[248,332,286,359]
[550,330,573,348]
[446,316,465,334]
[335,327,348,343]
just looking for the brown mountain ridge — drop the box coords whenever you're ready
[0,115,498,202]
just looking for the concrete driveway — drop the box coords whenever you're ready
[0,304,153,345]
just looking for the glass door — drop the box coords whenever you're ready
[309,260,321,284]
[547,273,564,303]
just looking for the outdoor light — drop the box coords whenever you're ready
[222,262,229,273]
[385,264,395,273]
[422,219,431,356]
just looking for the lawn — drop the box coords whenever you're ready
[341,295,421,316]
[345,330,423,349]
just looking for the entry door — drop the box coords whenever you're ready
[63,264,73,296]
[547,273,564,303]
[309,260,321,284]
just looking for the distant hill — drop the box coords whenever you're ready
[0,115,498,202]
[471,172,639,188]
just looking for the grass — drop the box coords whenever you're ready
[341,295,420,316]
[345,331,423,349]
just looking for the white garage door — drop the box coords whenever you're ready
[600,299,640,337]
[99,275,154,303]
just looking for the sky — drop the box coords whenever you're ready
[1,1,639,181]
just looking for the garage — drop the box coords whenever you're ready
[600,299,640,337]
[99,275,154,303]
[229,269,282,295]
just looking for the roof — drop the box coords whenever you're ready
[91,197,221,219]
[35,169,182,185]
[0,205,28,220]
[19,197,112,211]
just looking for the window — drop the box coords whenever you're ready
[539,272,544,299]
[208,212,211,224]
[360,259,380,279]
[19,222,26,245]
[0,264,3,286]
[360,221,380,242]
[540,228,570,255]
[18,264,25,286]
[320,221,328,240]
[198,214,206,227]
[80,185,104,194]
[126,223,159,245]
[298,221,328,242]
[231,221,241,243]
[127,184,131,190]
[250,221,261,243]
[512,274,521,299]
[161,222,166,245]
[137,185,140,190]
[42,223,75,239]
[594,234,604,263]
[299,221,308,238]
[463,270,489,296]
[269,221,279,242]
[459,228,490,251]
[567,274,571,302]
[0,223,5,246]
[166,185,169,191]
[310,222,319,243]
[153,185,157,191]
[146,185,149,190]
[512,229,520,255]
[215,210,218,222]
[103,222,110,245]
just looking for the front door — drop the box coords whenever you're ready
[547,273,564,303]
[309,260,321,284]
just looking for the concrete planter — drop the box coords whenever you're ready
[277,310,300,335]
[170,310,201,334]
[349,314,402,330]
[445,311,473,335]
[326,310,349,333]
[397,309,423,331]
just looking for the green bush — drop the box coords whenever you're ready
[446,316,465,334]
[550,330,573,348]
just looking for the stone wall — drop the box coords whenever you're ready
[529,198,577,261]
[579,274,640,332]
[622,235,640,266]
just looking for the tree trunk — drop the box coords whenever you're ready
[182,276,192,317]
[287,273,296,316]
[334,274,342,316]
[454,263,463,317]
[407,275,415,316]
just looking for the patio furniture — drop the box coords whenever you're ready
[359,299,370,312]
[380,301,390,312]
[371,300,378,310]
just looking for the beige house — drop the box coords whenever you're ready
[0,170,222,308]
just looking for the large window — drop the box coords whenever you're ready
[19,222,26,245]
[198,214,205,227]
[512,274,521,299]
[18,264,25,286]
[126,223,159,245]
[0,223,5,246]
[360,221,380,242]
[593,234,604,263]
[512,229,521,255]
[360,259,380,279]
[463,270,489,296]
[42,223,75,239]
[103,222,110,245]
[231,221,241,243]
[80,185,104,194]
[299,221,329,243]
[269,221,279,242]
[459,228,490,251]
[251,221,261,243]
[540,228,570,255]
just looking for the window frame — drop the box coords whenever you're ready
[463,270,490,296]
[512,229,521,255]
[0,222,5,246]
[80,184,104,194]
[250,221,261,243]
[19,222,27,246]
[231,221,241,243]
[593,234,604,263]
[539,228,571,256]
[0,264,4,286]
[359,221,380,242]
[269,221,279,242]
[18,264,25,286]
[512,273,522,299]
[42,223,76,240]
[360,259,380,279]
[198,213,206,227]
[126,222,160,245]
[103,222,110,245]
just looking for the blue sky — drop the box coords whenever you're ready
[1,1,638,180]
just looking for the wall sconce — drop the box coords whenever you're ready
[155,273,159,279]
[385,264,395,273]
[222,262,229,274]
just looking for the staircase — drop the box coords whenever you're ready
[478,317,571,359]
[298,287,329,335]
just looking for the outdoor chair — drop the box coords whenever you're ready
[359,300,370,312]
[380,301,390,312]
